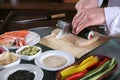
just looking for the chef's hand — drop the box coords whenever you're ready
[72,8,105,35]
[72,0,100,34]
[75,0,99,11]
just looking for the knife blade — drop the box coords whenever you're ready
[15,13,66,23]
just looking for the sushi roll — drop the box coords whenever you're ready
[77,28,94,40]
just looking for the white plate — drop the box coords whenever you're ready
[7,31,40,49]
[34,50,75,71]
[0,64,44,80]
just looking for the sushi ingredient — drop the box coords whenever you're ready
[66,69,88,80]
[79,58,116,80]
[2,30,29,38]
[77,28,93,39]
[96,57,108,68]
[57,55,117,80]
[86,58,116,80]
[0,52,19,65]
[0,30,29,47]
[8,70,35,80]
[79,56,95,67]
[60,56,98,80]
[0,46,5,54]
[79,60,110,80]
[43,55,67,68]
[75,31,100,47]
[18,46,40,56]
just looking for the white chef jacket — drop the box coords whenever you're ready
[99,0,120,37]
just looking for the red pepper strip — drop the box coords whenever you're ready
[87,62,99,71]
[96,57,108,68]
[66,70,88,80]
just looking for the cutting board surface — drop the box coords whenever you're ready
[40,28,108,58]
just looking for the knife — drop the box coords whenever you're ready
[15,13,66,23]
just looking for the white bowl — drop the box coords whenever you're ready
[16,46,42,61]
[0,46,9,54]
[0,52,21,70]
[0,64,44,80]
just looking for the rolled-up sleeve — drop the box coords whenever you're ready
[104,7,120,37]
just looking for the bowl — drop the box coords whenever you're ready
[0,64,44,80]
[34,50,75,71]
[0,46,9,54]
[0,52,21,70]
[16,45,42,61]
[56,55,118,80]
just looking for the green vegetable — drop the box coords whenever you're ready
[79,60,110,80]
[89,62,116,80]
[18,46,40,56]
[79,58,116,80]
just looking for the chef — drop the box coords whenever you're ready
[72,0,120,38]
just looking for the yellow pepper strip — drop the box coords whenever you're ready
[79,56,94,67]
[60,56,99,80]
[60,56,95,76]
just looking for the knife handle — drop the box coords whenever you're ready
[50,13,66,19]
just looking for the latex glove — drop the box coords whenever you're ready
[72,8,105,35]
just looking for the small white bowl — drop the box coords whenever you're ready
[0,46,9,53]
[16,46,42,61]
[0,52,21,70]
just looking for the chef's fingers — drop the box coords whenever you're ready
[72,11,82,27]
[74,16,89,35]
[72,11,88,34]
[75,1,82,11]
[72,11,85,33]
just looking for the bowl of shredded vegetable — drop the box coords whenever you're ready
[16,45,42,61]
